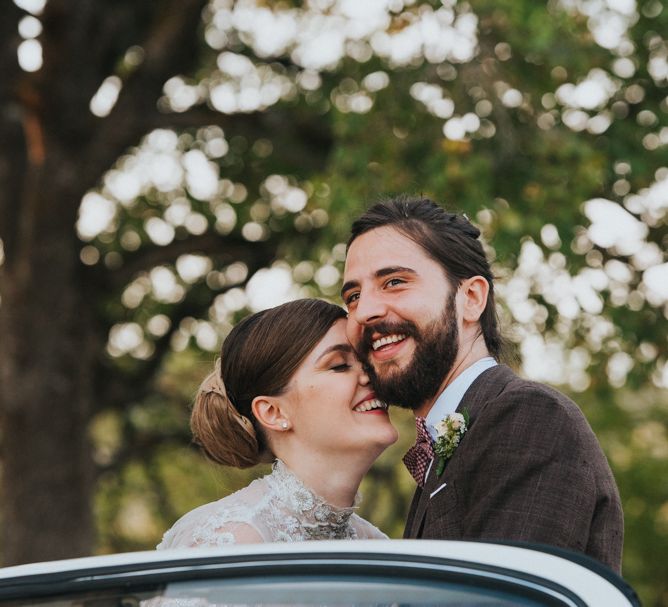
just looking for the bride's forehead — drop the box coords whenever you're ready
[316,320,349,348]
[301,322,351,364]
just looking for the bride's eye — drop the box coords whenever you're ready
[330,363,352,372]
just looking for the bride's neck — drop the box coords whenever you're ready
[279,453,370,508]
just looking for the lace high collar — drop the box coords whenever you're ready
[268,459,361,539]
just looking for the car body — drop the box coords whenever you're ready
[0,540,640,606]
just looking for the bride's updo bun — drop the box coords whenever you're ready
[190,360,264,468]
[191,299,346,468]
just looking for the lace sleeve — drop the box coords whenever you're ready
[350,514,390,539]
[157,494,268,550]
[158,519,264,549]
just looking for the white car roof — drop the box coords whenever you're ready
[0,539,634,606]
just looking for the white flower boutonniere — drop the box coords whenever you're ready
[434,409,470,477]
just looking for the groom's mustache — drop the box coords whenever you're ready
[359,320,420,362]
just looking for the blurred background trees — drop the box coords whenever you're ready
[0,0,666,604]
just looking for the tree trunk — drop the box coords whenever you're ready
[0,156,100,563]
[0,0,215,563]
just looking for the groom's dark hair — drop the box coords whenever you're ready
[348,195,507,361]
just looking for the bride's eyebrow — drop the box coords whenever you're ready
[315,343,353,363]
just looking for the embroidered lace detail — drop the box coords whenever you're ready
[266,459,360,540]
[157,459,385,548]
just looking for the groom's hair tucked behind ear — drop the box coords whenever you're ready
[348,195,507,361]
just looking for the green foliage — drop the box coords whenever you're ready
[8,0,662,602]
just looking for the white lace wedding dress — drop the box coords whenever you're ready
[157,460,387,548]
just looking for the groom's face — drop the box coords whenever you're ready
[342,226,462,412]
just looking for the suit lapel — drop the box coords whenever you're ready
[405,456,453,537]
[403,486,423,538]
[404,365,515,538]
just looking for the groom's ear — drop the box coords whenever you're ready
[251,396,290,433]
[459,275,489,323]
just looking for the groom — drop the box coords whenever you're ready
[342,196,624,573]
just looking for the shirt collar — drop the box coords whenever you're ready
[424,357,497,441]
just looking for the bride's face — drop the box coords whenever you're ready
[281,318,398,459]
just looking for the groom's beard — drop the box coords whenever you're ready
[359,296,459,411]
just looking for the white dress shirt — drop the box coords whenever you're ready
[425,357,497,442]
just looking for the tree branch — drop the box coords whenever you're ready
[96,250,277,414]
[95,283,230,412]
[459,54,520,166]
[80,0,209,192]
[95,429,192,476]
[149,103,336,176]
[147,106,267,133]
[107,232,277,289]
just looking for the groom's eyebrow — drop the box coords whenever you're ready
[376,266,416,278]
[340,279,358,298]
[341,266,417,298]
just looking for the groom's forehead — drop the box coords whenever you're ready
[344,227,432,276]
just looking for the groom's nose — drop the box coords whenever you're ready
[346,290,389,351]
[352,290,388,327]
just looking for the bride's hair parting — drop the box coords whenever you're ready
[191,299,347,468]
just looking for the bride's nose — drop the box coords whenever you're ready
[359,369,370,386]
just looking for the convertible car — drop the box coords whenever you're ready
[0,540,640,606]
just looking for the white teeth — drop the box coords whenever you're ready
[372,334,406,351]
[354,398,388,412]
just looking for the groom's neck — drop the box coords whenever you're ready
[413,337,490,418]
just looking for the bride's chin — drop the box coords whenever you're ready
[366,420,399,450]
[379,422,399,445]
[372,431,400,451]
[383,433,399,448]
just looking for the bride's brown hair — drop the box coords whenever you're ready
[191,299,346,468]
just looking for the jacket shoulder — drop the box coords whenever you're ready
[465,366,602,453]
[480,365,587,419]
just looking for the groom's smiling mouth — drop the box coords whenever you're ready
[360,321,417,363]
[370,333,411,363]
[372,334,407,351]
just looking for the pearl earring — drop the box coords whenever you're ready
[281,421,288,430]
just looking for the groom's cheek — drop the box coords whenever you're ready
[345,315,363,351]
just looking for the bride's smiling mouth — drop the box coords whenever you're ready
[353,393,388,413]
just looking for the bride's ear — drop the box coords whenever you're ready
[251,396,291,433]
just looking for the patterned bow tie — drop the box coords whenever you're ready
[403,416,434,487]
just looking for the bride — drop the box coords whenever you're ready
[158,298,398,548]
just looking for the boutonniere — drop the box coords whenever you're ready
[434,409,469,476]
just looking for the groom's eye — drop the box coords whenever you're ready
[344,292,359,305]
[385,277,404,287]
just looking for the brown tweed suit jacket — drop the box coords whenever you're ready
[403,364,624,573]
